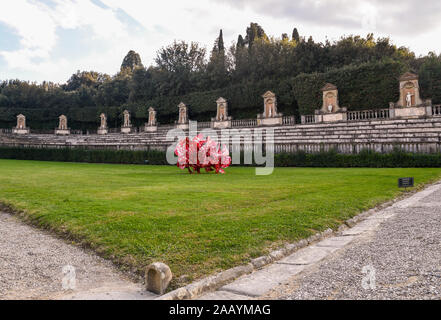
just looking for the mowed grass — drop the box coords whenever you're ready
[0,159,440,286]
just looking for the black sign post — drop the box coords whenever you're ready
[398,177,414,189]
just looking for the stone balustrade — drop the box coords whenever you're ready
[282,116,296,125]
[231,119,258,127]
[198,121,212,129]
[347,109,390,121]
[301,115,316,124]
[433,105,441,116]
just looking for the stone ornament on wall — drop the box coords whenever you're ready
[17,114,26,129]
[177,102,188,124]
[176,102,190,130]
[147,107,157,126]
[394,72,424,108]
[262,91,281,118]
[99,113,107,129]
[97,113,108,135]
[121,110,132,134]
[122,110,131,127]
[389,72,432,119]
[314,83,347,123]
[320,83,340,113]
[257,91,283,126]
[216,97,229,121]
[59,115,68,130]
[145,107,158,132]
[212,97,232,129]
[12,114,30,134]
[55,115,70,135]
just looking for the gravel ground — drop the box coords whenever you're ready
[0,212,154,300]
[262,187,441,300]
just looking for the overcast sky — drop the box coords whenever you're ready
[1,0,440,83]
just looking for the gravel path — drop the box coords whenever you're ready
[0,212,156,300]
[262,184,441,300]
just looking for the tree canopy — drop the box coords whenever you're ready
[1,22,439,130]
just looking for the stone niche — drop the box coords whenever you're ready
[314,83,347,123]
[389,72,432,119]
[176,102,189,130]
[257,91,283,126]
[211,97,232,129]
[121,110,133,134]
[55,115,70,135]
[145,107,158,132]
[12,114,30,134]
[97,113,108,135]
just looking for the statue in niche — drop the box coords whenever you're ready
[123,110,131,127]
[218,105,226,121]
[325,92,336,113]
[17,115,26,129]
[148,107,157,126]
[178,103,188,124]
[59,115,68,130]
[216,97,228,121]
[406,92,414,107]
[266,98,275,118]
[99,113,107,129]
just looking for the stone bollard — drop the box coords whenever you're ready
[145,262,173,295]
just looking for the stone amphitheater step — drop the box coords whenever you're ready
[2,117,441,154]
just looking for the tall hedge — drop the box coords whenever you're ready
[293,60,406,115]
[0,60,409,129]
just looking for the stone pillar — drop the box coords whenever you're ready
[176,102,189,130]
[12,114,30,134]
[257,91,283,126]
[55,115,70,135]
[121,110,133,134]
[390,72,432,119]
[211,97,232,129]
[145,107,158,132]
[97,113,108,135]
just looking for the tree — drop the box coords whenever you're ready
[419,52,441,104]
[120,50,144,73]
[292,28,300,43]
[154,40,207,95]
[65,71,110,91]
[244,22,268,47]
[237,35,245,49]
[207,30,230,88]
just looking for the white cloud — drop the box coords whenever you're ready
[0,0,132,81]
[1,0,441,83]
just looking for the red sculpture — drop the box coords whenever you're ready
[175,134,231,174]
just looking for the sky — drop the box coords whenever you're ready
[1,0,440,84]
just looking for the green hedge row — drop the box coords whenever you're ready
[133,60,405,120]
[274,149,441,168]
[292,60,406,115]
[1,147,440,168]
[0,60,407,129]
[0,147,168,165]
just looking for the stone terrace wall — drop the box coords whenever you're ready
[1,117,441,154]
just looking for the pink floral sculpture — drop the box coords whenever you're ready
[175,134,231,174]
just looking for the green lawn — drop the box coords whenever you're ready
[0,159,440,287]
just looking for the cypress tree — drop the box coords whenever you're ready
[237,34,245,48]
[218,29,225,52]
[292,28,300,43]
